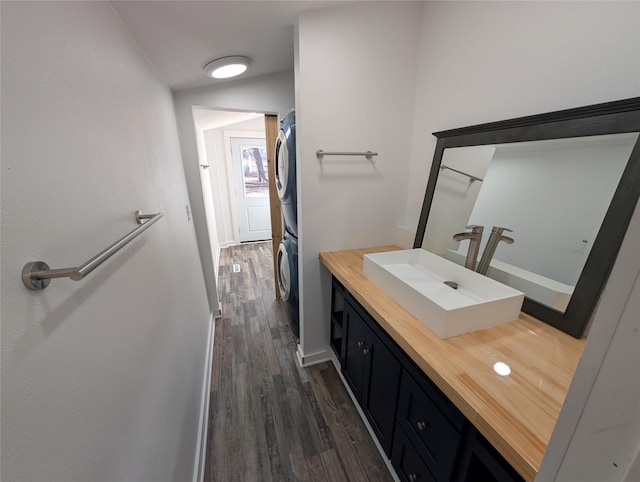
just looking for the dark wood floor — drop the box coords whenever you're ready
[205,242,393,482]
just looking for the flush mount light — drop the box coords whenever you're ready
[203,56,250,79]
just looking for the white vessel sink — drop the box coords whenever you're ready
[363,249,524,338]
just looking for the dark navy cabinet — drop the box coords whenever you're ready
[395,370,463,481]
[333,278,524,482]
[342,298,368,400]
[330,278,345,357]
[462,432,525,482]
[391,423,437,482]
[342,296,401,456]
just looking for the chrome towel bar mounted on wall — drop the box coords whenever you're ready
[22,211,163,291]
[440,164,483,182]
[316,149,378,160]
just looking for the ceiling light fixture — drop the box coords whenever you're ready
[203,56,251,79]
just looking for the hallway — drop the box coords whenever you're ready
[205,242,393,481]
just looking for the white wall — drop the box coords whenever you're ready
[405,2,640,480]
[295,2,422,361]
[404,0,640,232]
[204,126,235,246]
[625,447,640,482]
[195,126,222,284]
[173,72,294,313]
[1,2,210,481]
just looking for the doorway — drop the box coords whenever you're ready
[230,136,270,242]
[192,107,282,297]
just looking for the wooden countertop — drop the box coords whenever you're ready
[319,247,586,482]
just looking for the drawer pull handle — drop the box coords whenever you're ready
[408,474,418,482]
[363,348,369,355]
[357,341,363,347]
[417,421,427,430]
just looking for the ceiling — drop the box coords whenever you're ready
[192,108,263,132]
[111,0,355,92]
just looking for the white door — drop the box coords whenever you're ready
[231,137,271,242]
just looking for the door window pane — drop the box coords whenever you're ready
[241,145,268,197]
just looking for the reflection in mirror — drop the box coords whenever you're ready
[415,98,640,338]
[422,133,639,313]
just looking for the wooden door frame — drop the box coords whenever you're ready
[265,114,283,299]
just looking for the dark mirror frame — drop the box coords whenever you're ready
[414,98,640,338]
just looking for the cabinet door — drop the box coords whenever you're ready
[363,330,401,456]
[342,300,368,402]
[391,423,437,482]
[464,433,524,482]
[396,371,461,481]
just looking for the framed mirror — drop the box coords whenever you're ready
[414,98,640,338]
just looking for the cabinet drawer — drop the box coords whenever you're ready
[391,423,436,482]
[397,371,461,481]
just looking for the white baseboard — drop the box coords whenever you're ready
[295,344,332,367]
[214,246,222,286]
[329,349,341,372]
[192,314,215,482]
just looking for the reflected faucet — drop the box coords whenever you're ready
[453,225,484,270]
[476,226,514,275]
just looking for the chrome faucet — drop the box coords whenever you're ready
[476,226,514,275]
[452,225,484,270]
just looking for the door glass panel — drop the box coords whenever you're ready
[240,145,268,197]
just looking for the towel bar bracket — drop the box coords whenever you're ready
[135,210,155,224]
[22,261,52,291]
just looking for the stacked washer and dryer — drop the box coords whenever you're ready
[275,110,299,336]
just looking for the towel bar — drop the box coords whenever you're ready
[22,211,163,290]
[316,149,378,159]
[440,164,483,182]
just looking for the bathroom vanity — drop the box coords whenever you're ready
[318,98,638,481]
[320,246,586,482]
